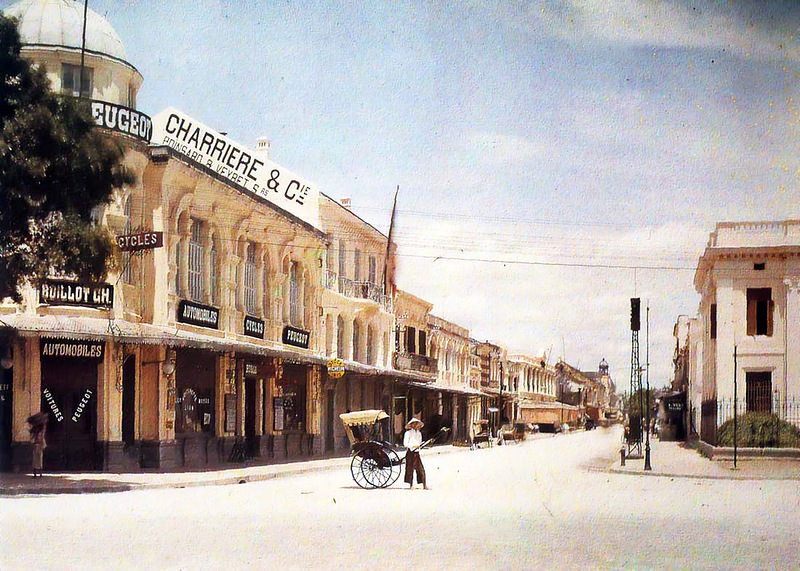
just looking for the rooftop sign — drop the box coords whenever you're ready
[92,100,152,143]
[151,107,320,229]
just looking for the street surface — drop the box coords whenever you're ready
[2,427,799,570]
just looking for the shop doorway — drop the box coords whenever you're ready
[0,365,12,471]
[121,355,136,446]
[244,375,257,457]
[325,388,335,452]
[41,358,99,471]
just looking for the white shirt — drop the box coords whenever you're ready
[403,427,423,451]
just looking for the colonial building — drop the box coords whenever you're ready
[472,340,509,435]
[581,358,617,421]
[318,195,396,452]
[692,220,800,443]
[508,354,559,429]
[1,0,330,471]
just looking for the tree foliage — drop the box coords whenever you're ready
[0,14,134,301]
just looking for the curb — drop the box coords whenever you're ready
[585,458,800,482]
[0,442,469,497]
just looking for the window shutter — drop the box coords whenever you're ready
[767,299,775,337]
[746,299,756,336]
[407,326,416,353]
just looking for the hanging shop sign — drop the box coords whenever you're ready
[40,338,105,361]
[282,326,310,349]
[244,315,265,339]
[91,100,152,143]
[245,362,259,377]
[177,300,219,329]
[151,107,320,229]
[326,358,345,379]
[116,231,163,252]
[39,280,113,309]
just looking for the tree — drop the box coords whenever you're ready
[0,14,134,302]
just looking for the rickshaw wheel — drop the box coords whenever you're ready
[386,448,402,487]
[350,453,374,489]
[360,448,393,488]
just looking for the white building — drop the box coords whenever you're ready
[693,220,800,443]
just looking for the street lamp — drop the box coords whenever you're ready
[644,304,652,471]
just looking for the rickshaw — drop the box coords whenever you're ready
[339,409,404,489]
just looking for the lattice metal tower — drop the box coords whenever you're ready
[627,298,643,458]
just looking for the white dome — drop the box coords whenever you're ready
[3,0,127,61]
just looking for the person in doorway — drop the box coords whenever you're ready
[27,412,48,478]
[403,417,427,490]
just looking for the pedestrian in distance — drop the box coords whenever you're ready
[403,417,428,490]
[27,411,48,478]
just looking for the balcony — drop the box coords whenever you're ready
[324,270,392,312]
[394,352,438,375]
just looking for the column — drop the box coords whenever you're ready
[784,277,800,397]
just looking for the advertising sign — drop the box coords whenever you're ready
[151,107,320,229]
[116,231,163,252]
[40,338,105,361]
[282,326,310,349]
[91,100,152,142]
[39,280,113,309]
[244,315,265,339]
[326,358,345,379]
[177,300,219,329]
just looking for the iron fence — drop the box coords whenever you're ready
[703,394,800,447]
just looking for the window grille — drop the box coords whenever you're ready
[366,325,374,365]
[354,250,361,282]
[263,264,269,320]
[353,320,361,362]
[121,196,133,283]
[244,243,257,315]
[369,255,377,284]
[188,220,204,301]
[289,262,299,326]
[210,236,218,305]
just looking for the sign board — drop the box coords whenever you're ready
[39,280,113,309]
[40,338,105,361]
[116,231,163,252]
[91,100,152,142]
[244,315,265,339]
[326,358,345,379]
[151,107,320,229]
[177,300,219,329]
[282,326,310,349]
[245,362,258,377]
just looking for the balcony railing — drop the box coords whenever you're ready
[324,270,392,312]
[394,352,438,375]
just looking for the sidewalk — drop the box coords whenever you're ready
[604,435,800,481]
[0,443,468,497]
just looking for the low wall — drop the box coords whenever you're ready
[695,440,800,460]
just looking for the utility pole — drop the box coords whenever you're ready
[733,345,738,469]
[79,0,89,98]
[644,303,652,471]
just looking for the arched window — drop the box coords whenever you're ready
[121,196,133,283]
[210,235,218,305]
[337,315,345,358]
[244,243,257,315]
[352,320,361,362]
[289,261,300,326]
[188,219,204,301]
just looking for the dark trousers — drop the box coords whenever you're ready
[404,450,425,486]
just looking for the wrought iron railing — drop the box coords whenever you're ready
[323,270,392,311]
[394,352,438,375]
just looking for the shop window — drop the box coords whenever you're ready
[210,235,218,305]
[61,63,92,98]
[745,372,772,413]
[175,349,215,435]
[244,243,258,315]
[276,365,306,431]
[746,288,773,336]
[188,219,204,301]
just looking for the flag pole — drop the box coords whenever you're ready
[79,0,89,98]
[383,185,399,295]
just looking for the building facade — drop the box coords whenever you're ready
[693,220,800,444]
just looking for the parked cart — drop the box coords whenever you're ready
[340,409,404,489]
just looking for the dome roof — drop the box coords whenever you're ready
[3,0,127,61]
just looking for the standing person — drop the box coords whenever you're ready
[403,417,427,490]
[27,412,47,478]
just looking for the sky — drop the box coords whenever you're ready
[4,0,799,390]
